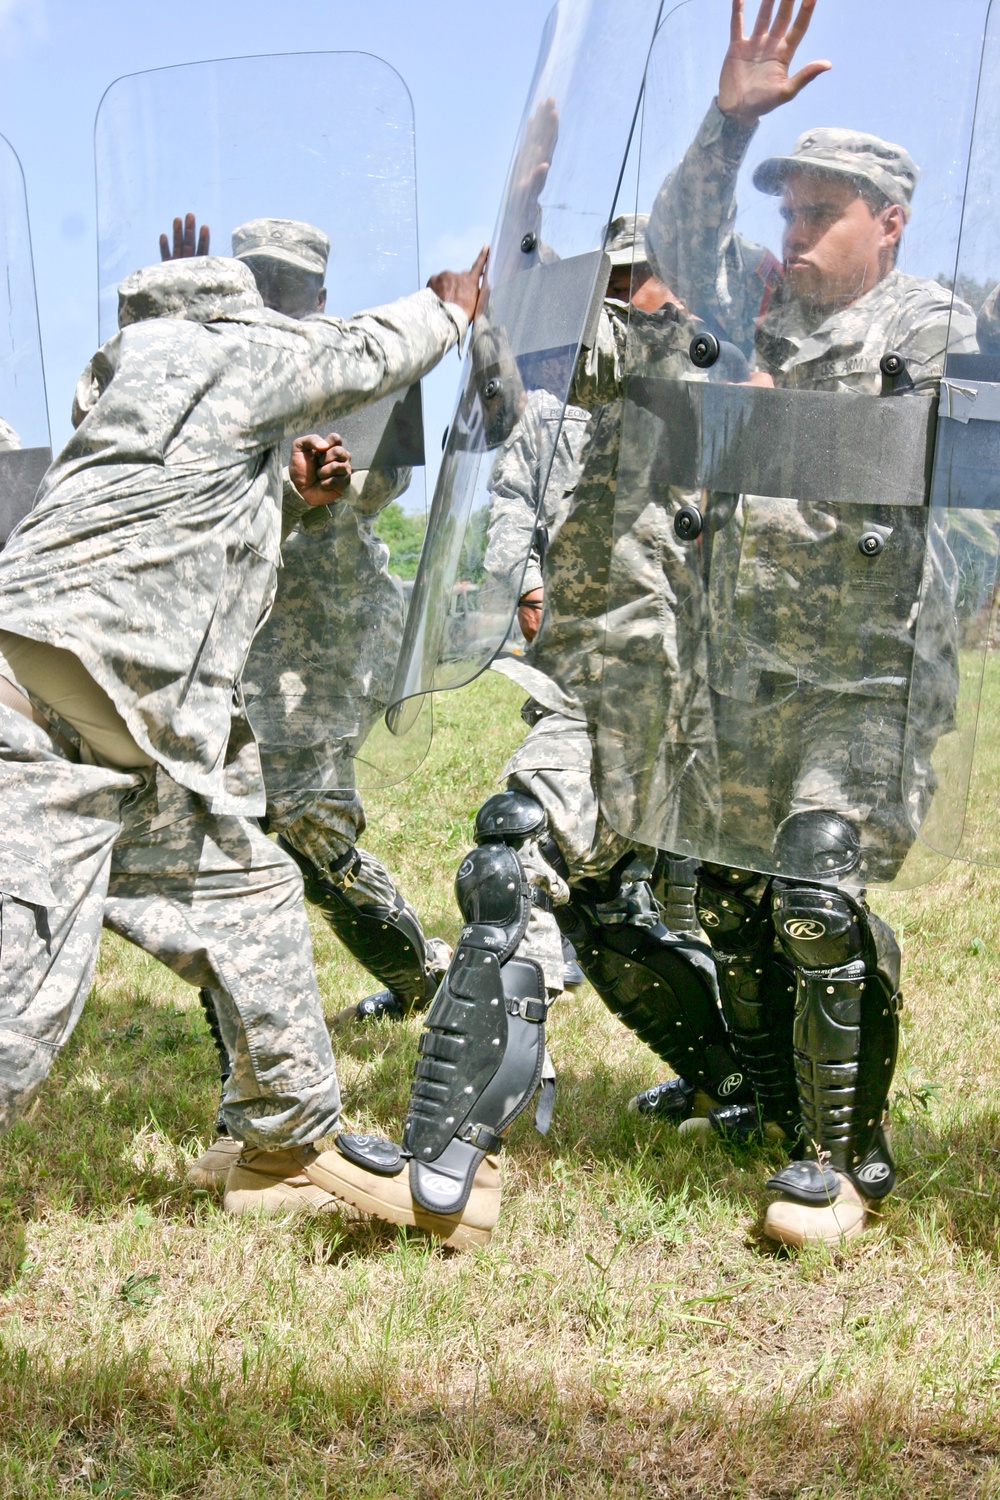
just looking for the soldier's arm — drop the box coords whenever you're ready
[346,465,413,518]
[645,0,828,348]
[644,103,770,352]
[246,250,486,442]
[483,400,546,601]
[895,291,977,394]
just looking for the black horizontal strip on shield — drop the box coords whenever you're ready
[624,377,936,509]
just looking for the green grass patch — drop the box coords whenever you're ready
[2,670,1000,1497]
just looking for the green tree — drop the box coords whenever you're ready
[374,501,427,579]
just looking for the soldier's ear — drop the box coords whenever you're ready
[317,286,327,312]
[881,204,906,250]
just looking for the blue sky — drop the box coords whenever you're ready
[0,0,553,486]
[1,0,996,497]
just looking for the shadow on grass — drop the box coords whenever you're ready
[0,1337,998,1498]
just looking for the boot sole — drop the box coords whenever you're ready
[306,1156,495,1250]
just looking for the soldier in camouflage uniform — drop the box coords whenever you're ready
[287,221,766,1249]
[479,218,751,1124]
[176,220,452,1189]
[624,0,976,1246]
[0,245,485,1219]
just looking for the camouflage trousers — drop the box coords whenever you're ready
[0,701,341,1147]
[712,681,924,884]
[501,706,643,992]
[266,783,399,911]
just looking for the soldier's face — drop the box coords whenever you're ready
[779,170,904,312]
[243,256,327,319]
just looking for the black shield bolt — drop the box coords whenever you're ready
[689,332,720,369]
[859,532,885,556]
[880,351,905,379]
[674,505,704,541]
[483,377,503,399]
[520,232,537,253]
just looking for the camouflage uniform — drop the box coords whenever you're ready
[488,298,717,985]
[0,256,465,1139]
[620,106,979,1196]
[645,103,977,883]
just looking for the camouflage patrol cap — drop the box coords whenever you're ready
[753,129,919,213]
[231,217,330,276]
[604,213,651,267]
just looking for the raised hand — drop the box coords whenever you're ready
[289,433,352,508]
[427,245,490,324]
[510,96,559,215]
[718,0,831,128]
[159,212,210,261]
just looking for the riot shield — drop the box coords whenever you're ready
[595,0,992,889]
[94,52,429,793]
[0,134,50,548]
[902,3,1000,867]
[385,0,665,734]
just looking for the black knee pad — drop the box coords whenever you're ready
[400,842,549,1217]
[475,790,546,849]
[773,809,861,885]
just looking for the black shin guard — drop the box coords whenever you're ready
[279,836,435,1014]
[771,814,900,1199]
[556,881,750,1106]
[399,843,548,1216]
[696,868,800,1131]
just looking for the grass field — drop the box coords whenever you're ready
[3,669,1000,1498]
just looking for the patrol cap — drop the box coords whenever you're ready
[753,129,919,214]
[604,213,651,267]
[231,217,330,276]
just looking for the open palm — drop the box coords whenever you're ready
[719,0,830,127]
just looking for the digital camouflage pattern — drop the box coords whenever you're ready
[0,418,19,451]
[0,258,465,816]
[0,698,341,1145]
[628,98,977,874]
[485,300,717,981]
[244,464,410,810]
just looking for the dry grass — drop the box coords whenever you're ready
[2,671,1000,1498]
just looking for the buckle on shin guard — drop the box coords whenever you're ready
[767,1160,841,1204]
[506,996,548,1022]
[461,1122,503,1152]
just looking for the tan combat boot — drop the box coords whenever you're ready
[306,1138,501,1250]
[186,1136,243,1190]
[763,1167,867,1248]
[223,1145,349,1217]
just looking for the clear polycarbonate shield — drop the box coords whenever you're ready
[95,52,430,793]
[902,2,1000,867]
[385,0,665,734]
[0,133,50,548]
[596,0,992,889]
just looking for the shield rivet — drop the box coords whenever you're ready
[520,231,537,253]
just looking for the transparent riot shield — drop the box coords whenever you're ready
[0,134,50,548]
[902,2,1000,867]
[94,52,428,793]
[596,0,992,889]
[385,0,665,733]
